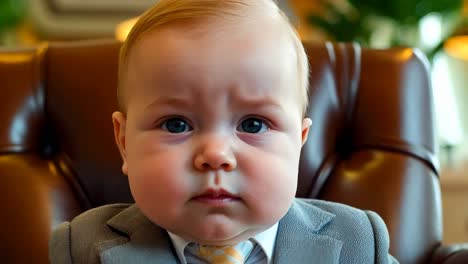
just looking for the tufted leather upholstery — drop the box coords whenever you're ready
[1,40,467,263]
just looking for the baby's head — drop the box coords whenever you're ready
[112,0,312,245]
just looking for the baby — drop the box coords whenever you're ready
[50,0,398,263]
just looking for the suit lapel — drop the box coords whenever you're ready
[96,200,342,264]
[273,199,343,264]
[98,205,179,264]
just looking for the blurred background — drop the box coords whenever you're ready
[2,0,468,243]
[3,0,468,165]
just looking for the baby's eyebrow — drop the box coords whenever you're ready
[144,95,286,115]
[232,96,284,111]
[145,96,193,110]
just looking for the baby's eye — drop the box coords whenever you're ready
[237,118,269,134]
[161,118,192,133]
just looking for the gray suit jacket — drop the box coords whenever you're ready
[50,199,398,263]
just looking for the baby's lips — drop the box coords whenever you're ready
[193,188,240,199]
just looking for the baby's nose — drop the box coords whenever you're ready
[193,138,237,171]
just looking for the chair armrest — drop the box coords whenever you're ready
[432,244,468,264]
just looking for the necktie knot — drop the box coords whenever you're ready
[185,240,254,264]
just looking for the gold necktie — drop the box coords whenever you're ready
[187,240,254,264]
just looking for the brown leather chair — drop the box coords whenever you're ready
[1,40,467,264]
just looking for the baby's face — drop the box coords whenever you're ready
[113,21,311,245]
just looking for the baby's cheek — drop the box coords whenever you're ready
[147,166,184,193]
[130,161,190,225]
[129,154,189,202]
[241,152,297,223]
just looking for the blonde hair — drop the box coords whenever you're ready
[118,0,309,116]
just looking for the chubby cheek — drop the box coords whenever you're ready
[126,140,191,219]
[240,139,300,224]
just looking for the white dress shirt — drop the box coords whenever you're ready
[168,223,279,264]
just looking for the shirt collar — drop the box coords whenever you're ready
[168,223,279,264]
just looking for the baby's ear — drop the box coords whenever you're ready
[301,118,312,146]
[112,111,128,175]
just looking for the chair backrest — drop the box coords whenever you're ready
[0,40,441,264]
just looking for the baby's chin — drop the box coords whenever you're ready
[187,229,263,246]
[170,217,269,245]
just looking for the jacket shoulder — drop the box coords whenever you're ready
[71,203,131,229]
[295,199,397,263]
[49,204,132,264]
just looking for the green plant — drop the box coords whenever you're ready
[0,0,27,45]
[308,0,464,58]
